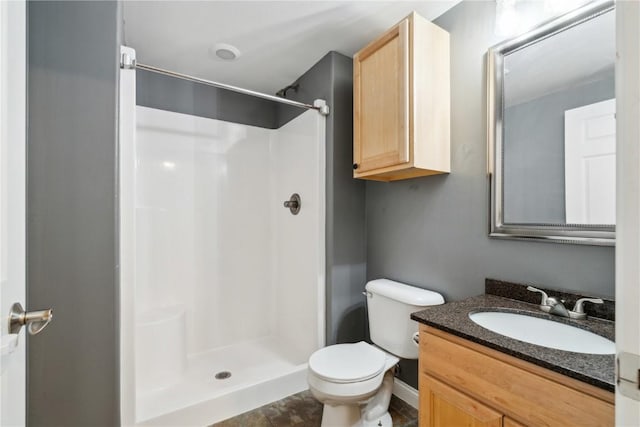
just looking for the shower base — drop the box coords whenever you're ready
[136,337,308,426]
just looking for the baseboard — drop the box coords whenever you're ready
[392,378,418,409]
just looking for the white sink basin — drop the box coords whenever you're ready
[468,311,615,354]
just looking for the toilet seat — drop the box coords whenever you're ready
[308,341,387,384]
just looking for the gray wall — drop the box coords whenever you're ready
[365,1,615,388]
[28,2,120,425]
[280,52,368,345]
[137,68,294,129]
[504,75,615,223]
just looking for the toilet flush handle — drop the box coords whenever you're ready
[412,332,419,347]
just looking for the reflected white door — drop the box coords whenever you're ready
[616,1,640,424]
[0,1,26,425]
[564,98,616,224]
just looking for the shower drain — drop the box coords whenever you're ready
[215,371,232,380]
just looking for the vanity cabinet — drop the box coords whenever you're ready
[353,12,450,181]
[420,375,502,427]
[418,325,614,427]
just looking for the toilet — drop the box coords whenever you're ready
[307,279,445,427]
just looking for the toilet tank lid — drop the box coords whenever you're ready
[365,279,445,306]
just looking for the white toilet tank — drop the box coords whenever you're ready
[366,279,444,359]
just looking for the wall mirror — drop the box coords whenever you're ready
[488,0,615,245]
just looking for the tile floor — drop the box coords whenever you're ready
[212,390,417,427]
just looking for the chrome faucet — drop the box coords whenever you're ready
[570,297,604,320]
[527,286,570,317]
[526,286,603,319]
[545,296,570,317]
[526,286,549,306]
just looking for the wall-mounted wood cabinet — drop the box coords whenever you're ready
[353,12,450,182]
[419,325,614,427]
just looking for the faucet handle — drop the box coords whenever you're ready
[526,286,549,306]
[572,297,604,314]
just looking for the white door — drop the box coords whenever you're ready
[564,98,616,224]
[0,1,27,425]
[616,1,640,425]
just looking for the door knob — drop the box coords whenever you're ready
[9,303,53,335]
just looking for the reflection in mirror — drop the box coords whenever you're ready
[503,9,615,225]
[488,0,615,245]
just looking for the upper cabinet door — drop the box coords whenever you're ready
[354,18,410,173]
[353,12,450,182]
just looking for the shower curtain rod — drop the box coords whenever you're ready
[136,62,326,113]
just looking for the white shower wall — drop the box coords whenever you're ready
[136,107,274,354]
[271,113,325,364]
[128,105,325,424]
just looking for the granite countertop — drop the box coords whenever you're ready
[411,294,615,392]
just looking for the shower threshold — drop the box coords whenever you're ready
[136,337,308,426]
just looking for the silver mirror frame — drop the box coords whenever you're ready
[487,0,615,246]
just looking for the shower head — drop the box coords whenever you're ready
[276,83,299,98]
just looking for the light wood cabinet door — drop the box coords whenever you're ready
[420,374,503,427]
[354,18,409,173]
[353,12,450,182]
[419,326,614,427]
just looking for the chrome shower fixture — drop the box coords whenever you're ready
[276,83,299,98]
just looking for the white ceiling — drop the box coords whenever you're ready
[122,1,460,95]
[504,9,615,107]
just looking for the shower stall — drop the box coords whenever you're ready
[119,47,326,426]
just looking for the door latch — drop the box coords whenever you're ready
[617,352,640,401]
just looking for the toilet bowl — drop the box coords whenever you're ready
[308,342,399,427]
[307,279,445,427]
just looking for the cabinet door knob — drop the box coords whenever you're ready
[353,163,359,170]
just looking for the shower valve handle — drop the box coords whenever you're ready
[283,193,301,215]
